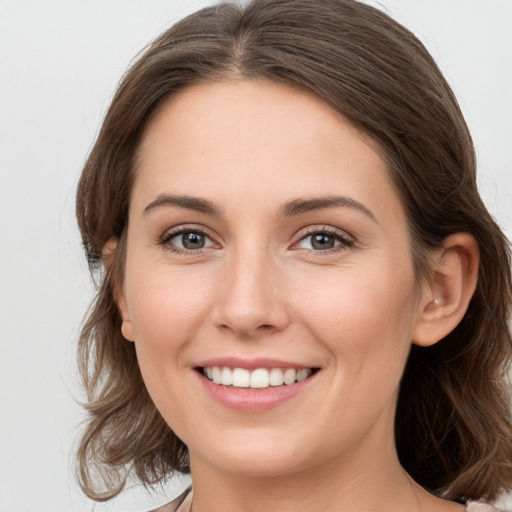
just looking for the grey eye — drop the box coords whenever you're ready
[310,233,337,250]
[170,231,209,250]
[184,232,205,249]
[297,232,343,251]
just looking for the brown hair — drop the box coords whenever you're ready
[76,0,512,502]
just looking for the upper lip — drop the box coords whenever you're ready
[195,357,319,371]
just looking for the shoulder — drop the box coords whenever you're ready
[465,501,509,512]
[148,488,192,512]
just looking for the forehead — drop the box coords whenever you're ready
[132,79,402,222]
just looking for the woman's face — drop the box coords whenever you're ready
[119,80,429,478]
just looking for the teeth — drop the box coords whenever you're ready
[212,366,222,384]
[250,368,270,388]
[232,368,250,388]
[202,366,313,388]
[269,368,284,386]
[221,367,233,386]
[296,369,310,382]
[283,368,296,385]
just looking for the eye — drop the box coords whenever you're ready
[294,228,354,252]
[161,228,217,252]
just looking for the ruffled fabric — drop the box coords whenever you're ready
[465,501,506,512]
[149,488,191,512]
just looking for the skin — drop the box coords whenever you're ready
[117,80,477,512]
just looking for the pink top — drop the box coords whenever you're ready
[465,502,506,512]
[151,488,506,512]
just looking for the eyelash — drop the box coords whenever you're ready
[293,227,354,254]
[159,225,217,255]
[158,226,355,255]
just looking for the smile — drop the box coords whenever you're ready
[202,366,316,389]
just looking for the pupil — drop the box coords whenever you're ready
[312,234,334,250]
[183,232,205,249]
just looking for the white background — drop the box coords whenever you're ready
[1,1,511,511]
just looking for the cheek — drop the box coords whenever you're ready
[125,262,214,358]
[301,267,418,431]
[123,264,217,421]
[300,262,418,369]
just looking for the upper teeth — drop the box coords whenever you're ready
[204,366,313,388]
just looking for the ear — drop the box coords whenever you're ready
[103,238,135,342]
[413,233,479,347]
[102,238,117,272]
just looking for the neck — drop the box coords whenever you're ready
[188,437,422,512]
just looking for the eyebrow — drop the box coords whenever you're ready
[143,193,377,222]
[143,194,220,216]
[280,196,377,222]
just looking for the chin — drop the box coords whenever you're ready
[210,454,310,478]
[190,434,317,478]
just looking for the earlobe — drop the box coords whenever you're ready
[120,318,135,342]
[103,238,118,272]
[118,288,135,342]
[104,237,135,343]
[116,280,136,343]
[413,233,479,347]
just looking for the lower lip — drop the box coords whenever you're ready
[196,371,318,412]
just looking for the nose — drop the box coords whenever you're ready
[212,250,291,339]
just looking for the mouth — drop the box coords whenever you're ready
[197,366,320,389]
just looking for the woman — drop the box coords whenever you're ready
[75,0,512,510]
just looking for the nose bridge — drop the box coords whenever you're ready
[214,238,289,337]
